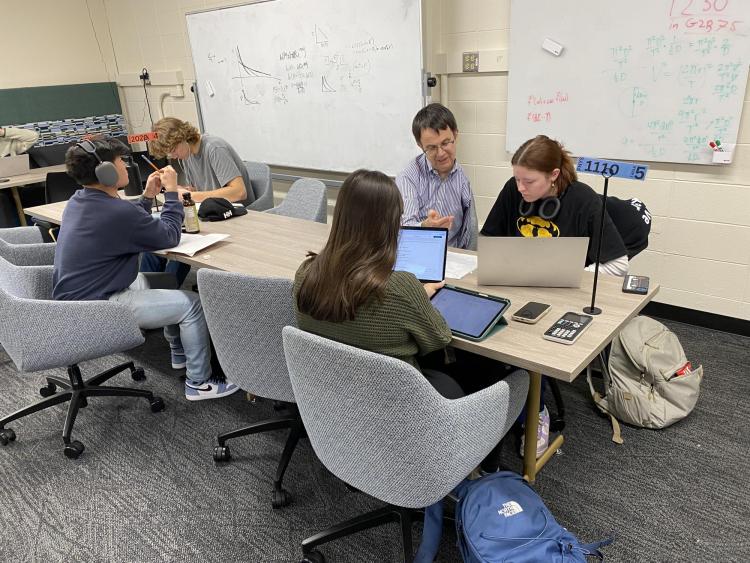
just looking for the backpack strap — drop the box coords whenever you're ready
[587,367,624,445]
[576,535,616,560]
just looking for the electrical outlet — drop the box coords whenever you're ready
[462,52,479,73]
[139,69,151,84]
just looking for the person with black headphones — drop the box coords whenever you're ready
[481,134,628,275]
[52,138,239,402]
[479,134,628,457]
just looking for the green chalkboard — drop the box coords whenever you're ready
[0,82,121,125]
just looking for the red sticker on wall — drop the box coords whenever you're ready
[127,132,159,143]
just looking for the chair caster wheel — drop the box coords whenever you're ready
[300,550,325,563]
[64,440,85,459]
[213,445,231,462]
[272,488,291,509]
[0,428,16,446]
[150,397,165,413]
[39,383,56,397]
[131,367,146,381]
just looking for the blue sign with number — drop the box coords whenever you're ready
[576,157,648,181]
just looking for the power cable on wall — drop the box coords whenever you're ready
[141,68,155,127]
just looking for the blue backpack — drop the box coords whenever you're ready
[415,471,613,563]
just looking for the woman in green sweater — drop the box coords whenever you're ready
[293,169,463,399]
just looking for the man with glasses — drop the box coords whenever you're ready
[396,103,474,249]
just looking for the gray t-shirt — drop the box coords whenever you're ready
[183,134,254,206]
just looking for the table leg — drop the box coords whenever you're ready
[523,371,565,483]
[10,187,28,226]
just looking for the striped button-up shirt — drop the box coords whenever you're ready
[395,154,473,249]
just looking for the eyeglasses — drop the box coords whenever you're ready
[423,138,455,157]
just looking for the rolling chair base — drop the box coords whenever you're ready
[301,504,422,563]
[213,404,303,509]
[0,361,163,459]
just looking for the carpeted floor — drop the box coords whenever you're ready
[0,318,747,562]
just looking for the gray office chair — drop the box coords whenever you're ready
[244,161,274,211]
[0,238,55,266]
[197,269,301,508]
[265,178,327,223]
[0,263,164,459]
[0,226,43,244]
[282,327,529,563]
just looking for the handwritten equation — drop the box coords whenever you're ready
[209,25,394,107]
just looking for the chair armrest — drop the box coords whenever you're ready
[446,369,530,463]
[0,298,145,372]
[0,226,43,244]
[0,264,54,300]
[9,243,56,266]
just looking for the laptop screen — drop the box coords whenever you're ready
[394,227,448,283]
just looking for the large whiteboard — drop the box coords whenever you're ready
[507,0,750,165]
[186,0,423,176]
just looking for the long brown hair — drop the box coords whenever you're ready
[511,135,577,195]
[296,169,403,322]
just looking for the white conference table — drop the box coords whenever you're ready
[1,164,66,226]
[24,201,659,482]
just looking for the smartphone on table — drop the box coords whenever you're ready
[622,275,650,295]
[511,301,551,324]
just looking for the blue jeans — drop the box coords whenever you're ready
[140,253,192,288]
[108,274,211,384]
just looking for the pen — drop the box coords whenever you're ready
[141,154,167,199]
[715,139,724,152]
[708,141,717,151]
[141,154,160,172]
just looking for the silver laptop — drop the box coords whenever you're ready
[477,236,589,287]
[0,154,30,178]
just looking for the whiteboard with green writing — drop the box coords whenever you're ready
[507,0,750,165]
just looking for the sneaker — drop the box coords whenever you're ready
[170,348,187,370]
[520,406,550,458]
[185,379,240,401]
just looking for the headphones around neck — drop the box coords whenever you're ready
[75,139,120,187]
[518,196,561,220]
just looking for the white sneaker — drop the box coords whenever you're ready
[520,406,550,458]
[185,379,240,401]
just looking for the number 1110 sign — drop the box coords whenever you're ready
[576,157,648,181]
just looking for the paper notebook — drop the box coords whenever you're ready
[153,233,229,257]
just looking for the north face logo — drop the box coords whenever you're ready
[498,501,523,518]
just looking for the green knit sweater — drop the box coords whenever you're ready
[293,262,452,370]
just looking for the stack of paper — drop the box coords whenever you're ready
[446,251,478,279]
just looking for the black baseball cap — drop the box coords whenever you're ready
[197,197,248,221]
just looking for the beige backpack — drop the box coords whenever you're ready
[587,316,703,444]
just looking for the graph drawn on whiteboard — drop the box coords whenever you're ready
[232,46,280,81]
[314,24,329,46]
[321,76,336,92]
